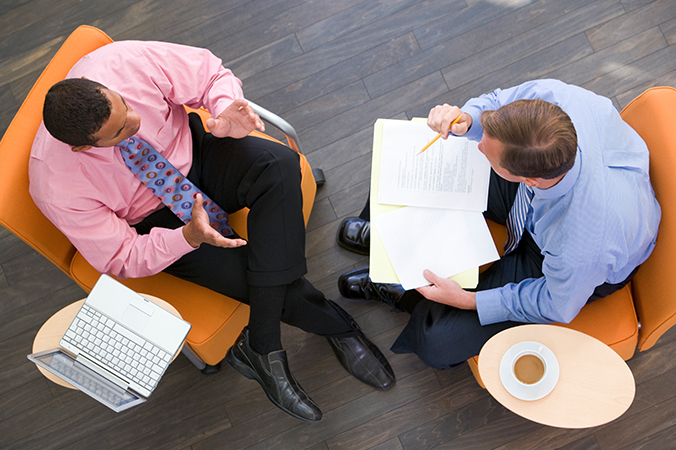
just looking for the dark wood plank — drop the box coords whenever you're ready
[0,0,33,15]
[0,35,64,88]
[254,32,421,115]
[167,0,307,50]
[546,26,667,87]
[615,69,676,109]
[622,0,659,12]
[295,0,418,52]
[325,366,489,450]
[661,16,676,44]
[622,423,676,450]
[364,0,602,100]
[0,0,85,39]
[440,32,593,109]
[593,396,676,448]
[398,396,541,449]
[0,106,18,140]
[243,369,441,450]
[412,0,539,51]
[585,0,676,51]
[557,434,602,450]
[8,67,43,106]
[0,265,77,316]
[219,33,305,80]
[0,83,19,118]
[300,72,448,155]
[208,0,366,64]
[281,80,372,133]
[111,0,251,44]
[241,0,455,101]
[438,0,625,94]
[0,0,138,60]
[583,44,676,98]
[0,283,85,343]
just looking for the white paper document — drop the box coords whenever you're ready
[373,206,499,290]
[377,120,491,211]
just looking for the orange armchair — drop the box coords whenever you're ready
[0,25,317,372]
[468,87,676,387]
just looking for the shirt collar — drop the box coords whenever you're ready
[532,147,581,200]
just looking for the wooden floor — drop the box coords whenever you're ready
[2,0,676,448]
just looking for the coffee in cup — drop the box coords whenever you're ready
[512,350,546,385]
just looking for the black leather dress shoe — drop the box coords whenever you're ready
[225,328,322,422]
[338,267,406,311]
[327,330,395,390]
[324,300,395,389]
[337,217,370,255]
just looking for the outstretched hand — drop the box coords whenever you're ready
[415,269,476,310]
[182,193,247,249]
[427,104,472,138]
[206,98,265,139]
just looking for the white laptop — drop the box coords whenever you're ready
[28,275,191,412]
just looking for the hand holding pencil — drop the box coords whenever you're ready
[418,104,472,156]
[417,114,463,155]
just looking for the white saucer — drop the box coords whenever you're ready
[499,341,559,401]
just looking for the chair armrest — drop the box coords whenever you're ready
[247,99,301,154]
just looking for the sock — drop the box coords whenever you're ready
[247,284,286,355]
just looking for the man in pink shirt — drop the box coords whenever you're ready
[30,40,394,421]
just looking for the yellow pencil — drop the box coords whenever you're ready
[416,114,463,156]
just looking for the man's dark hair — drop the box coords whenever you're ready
[43,78,111,147]
[480,99,577,180]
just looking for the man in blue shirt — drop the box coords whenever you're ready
[338,79,661,369]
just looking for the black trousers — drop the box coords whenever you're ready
[362,170,636,369]
[133,114,355,338]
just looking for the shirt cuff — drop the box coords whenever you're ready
[475,288,510,325]
[168,226,196,257]
[461,106,484,141]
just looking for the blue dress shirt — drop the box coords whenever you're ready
[462,79,661,325]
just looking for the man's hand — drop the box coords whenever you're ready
[416,269,476,310]
[427,104,472,138]
[206,98,265,139]
[182,193,247,249]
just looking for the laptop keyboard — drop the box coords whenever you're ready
[62,304,172,392]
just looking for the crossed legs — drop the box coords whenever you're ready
[134,116,394,420]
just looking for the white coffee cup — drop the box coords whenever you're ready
[511,346,547,386]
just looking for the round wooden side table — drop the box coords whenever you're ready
[478,324,635,428]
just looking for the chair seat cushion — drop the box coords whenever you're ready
[556,283,638,359]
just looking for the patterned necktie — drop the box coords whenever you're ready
[116,136,235,237]
[504,183,534,254]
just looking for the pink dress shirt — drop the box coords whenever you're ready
[29,41,244,278]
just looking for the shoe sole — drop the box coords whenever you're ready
[225,347,320,422]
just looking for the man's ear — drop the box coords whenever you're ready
[71,145,92,152]
[523,177,539,187]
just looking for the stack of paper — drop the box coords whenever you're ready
[370,119,499,290]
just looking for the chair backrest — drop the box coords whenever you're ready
[0,25,113,275]
[621,86,676,351]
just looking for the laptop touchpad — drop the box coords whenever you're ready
[121,304,151,330]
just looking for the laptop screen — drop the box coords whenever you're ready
[28,348,146,413]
